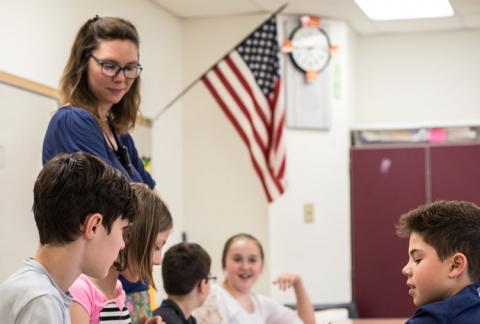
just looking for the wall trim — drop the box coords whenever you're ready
[0,70,151,127]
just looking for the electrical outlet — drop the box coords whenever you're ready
[304,203,314,223]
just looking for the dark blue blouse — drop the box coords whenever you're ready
[42,106,155,189]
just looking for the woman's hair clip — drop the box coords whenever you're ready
[89,14,100,24]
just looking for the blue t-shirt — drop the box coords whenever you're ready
[406,283,480,323]
[42,106,155,189]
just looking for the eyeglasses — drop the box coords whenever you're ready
[91,54,143,79]
[206,275,217,283]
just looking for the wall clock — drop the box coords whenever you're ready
[283,16,333,81]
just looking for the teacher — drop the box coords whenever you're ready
[43,16,156,192]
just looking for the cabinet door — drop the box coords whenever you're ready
[430,144,480,204]
[350,146,425,317]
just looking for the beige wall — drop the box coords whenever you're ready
[354,29,480,127]
[0,85,57,281]
[180,16,355,303]
[181,14,272,294]
[269,19,355,304]
[2,0,480,307]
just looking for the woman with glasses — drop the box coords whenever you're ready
[42,15,162,323]
[42,15,156,193]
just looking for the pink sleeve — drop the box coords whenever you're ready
[69,275,95,317]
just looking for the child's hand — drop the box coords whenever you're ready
[272,273,302,291]
[138,316,165,324]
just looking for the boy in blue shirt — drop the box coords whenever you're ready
[154,242,212,324]
[0,152,137,323]
[397,200,480,323]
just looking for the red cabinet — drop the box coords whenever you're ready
[350,143,480,318]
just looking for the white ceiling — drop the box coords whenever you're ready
[150,0,480,35]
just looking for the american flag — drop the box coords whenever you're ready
[202,17,286,202]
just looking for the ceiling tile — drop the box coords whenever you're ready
[150,0,480,34]
[349,20,378,35]
[151,0,262,18]
[372,16,464,34]
[461,13,480,28]
[451,0,480,14]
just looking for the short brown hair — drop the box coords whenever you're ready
[33,152,137,245]
[60,16,141,133]
[116,184,172,289]
[397,200,480,282]
[221,233,264,269]
[162,242,211,295]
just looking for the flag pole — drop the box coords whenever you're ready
[152,2,289,121]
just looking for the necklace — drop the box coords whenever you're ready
[100,119,118,151]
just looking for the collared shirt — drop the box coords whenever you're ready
[0,257,73,324]
[407,283,480,324]
[154,299,197,324]
[193,285,302,324]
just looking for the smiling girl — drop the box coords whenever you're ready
[195,233,315,324]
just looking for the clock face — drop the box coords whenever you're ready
[290,26,331,73]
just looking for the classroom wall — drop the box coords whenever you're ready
[0,85,57,282]
[354,29,480,127]
[181,15,356,302]
[180,16,480,304]
[0,0,182,118]
[3,0,480,308]
[269,19,356,304]
[0,0,183,285]
[181,15,272,294]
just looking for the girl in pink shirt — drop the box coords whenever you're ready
[70,184,173,324]
[70,274,130,324]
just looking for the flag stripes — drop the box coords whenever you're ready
[203,51,285,202]
[202,17,286,202]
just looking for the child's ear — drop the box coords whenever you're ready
[198,278,208,295]
[448,252,468,278]
[83,213,103,240]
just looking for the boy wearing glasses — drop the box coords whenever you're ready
[154,243,213,324]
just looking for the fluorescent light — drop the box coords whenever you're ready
[354,0,455,21]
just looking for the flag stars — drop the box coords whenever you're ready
[237,18,279,96]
